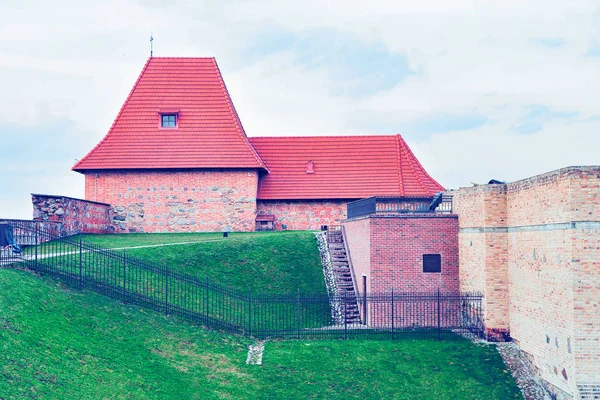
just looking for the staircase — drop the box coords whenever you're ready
[326,228,361,324]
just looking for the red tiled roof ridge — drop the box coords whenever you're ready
[213,59,268,172]
[249,134,401,139]
[397,135,427,193]
[395,134,405,195]
[143,56,216,59]
[73,57,152,171]
[398,135,444,193]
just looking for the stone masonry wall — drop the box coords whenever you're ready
[452,166,600,399]
[84,169,259,232]
[32,194,111,234]
[256,200,348,231]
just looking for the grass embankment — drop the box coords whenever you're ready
[0,268,522,399]
[21,232,330,334]
[34,231,325,294]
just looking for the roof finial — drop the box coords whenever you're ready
[150,32,154,57]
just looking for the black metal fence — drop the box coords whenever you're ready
[347,196,454,219]
[0,219,483,340]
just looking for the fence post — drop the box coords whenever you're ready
[165,263,169,316]
[363,285,367,325]
[247,289,252,337]
[205,275,210,323]
[296,288,301,340]
[343,292,347,340]
[437,289,441,341]
[79,236,83,287]
[122,250,127,299]
[34,224,38,269]
[391,289,395,341]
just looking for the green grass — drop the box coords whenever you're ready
[120,231,326,294]
[0,268,522,399]
[19,231,330,334]
[32,231,326,295]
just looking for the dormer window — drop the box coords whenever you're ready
[306,161,315,174]
[161,114,177,128]
[158,109,180,129]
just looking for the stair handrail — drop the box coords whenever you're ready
[341,225,361,320]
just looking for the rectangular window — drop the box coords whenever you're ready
[423,254,441,273]
[161,114,177,128]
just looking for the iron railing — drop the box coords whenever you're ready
[0,220,483,340]
[347,196,453,219]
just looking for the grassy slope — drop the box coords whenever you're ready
[86,231,326,294]
[0,268,522,400]
[0,268,253,400]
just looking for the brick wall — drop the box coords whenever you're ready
[452,184,510,339]
[343,214,459,327]
[84,169,259,232]
[256,200,348,231]
[452,166,600,399]
[32,194,111,234]
[343,214,459,294]
[343,216,371,288]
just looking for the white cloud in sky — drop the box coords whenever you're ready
[0,0,598,218]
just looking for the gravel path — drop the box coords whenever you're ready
[496,342,551,400]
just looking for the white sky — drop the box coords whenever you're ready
[0,0,599,218]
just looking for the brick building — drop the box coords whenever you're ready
[73,57,443,232]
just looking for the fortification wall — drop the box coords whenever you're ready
[452,166,600,399]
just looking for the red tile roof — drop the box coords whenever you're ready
[248,135,444,200]
[73,57,267,172]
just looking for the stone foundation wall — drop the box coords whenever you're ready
[452,166,600,399]
[32,194,111,234]
[84,169,259,232]
[256,200,349,231]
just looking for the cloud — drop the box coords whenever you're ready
[511,104,578,135]
[402,114,488,138]
[533,37,566,48]
[0,0,599,218]
[242,27,414,98]
[586,45,600,57]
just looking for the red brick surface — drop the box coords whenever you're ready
[85,169,259,232]
[343,214,459,294]
[256,200,348,231]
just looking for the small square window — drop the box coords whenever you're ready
[161,114,177,128]
[423,254,441,273]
